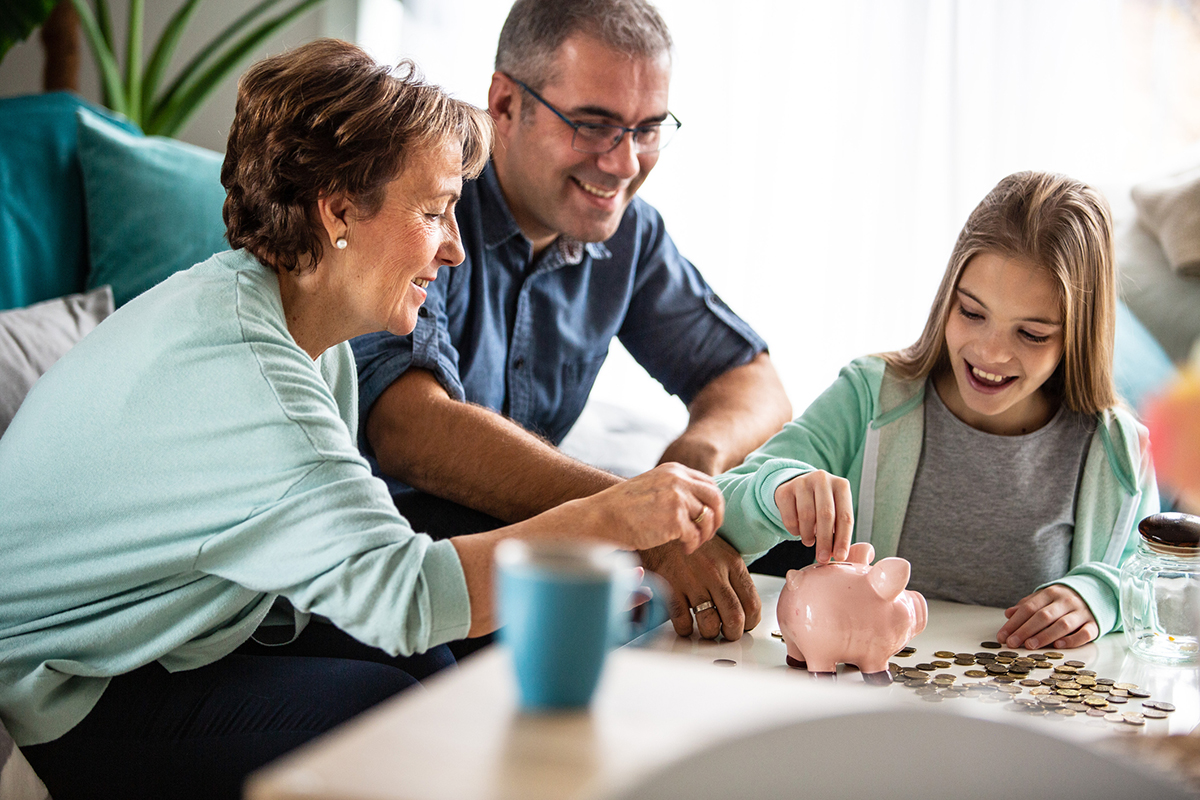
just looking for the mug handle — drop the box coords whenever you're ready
[614,571,671,646]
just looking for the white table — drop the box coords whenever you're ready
[245,575,1200,800]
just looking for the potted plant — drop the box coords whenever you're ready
[1,0,328,136]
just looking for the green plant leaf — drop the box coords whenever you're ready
[123,0,143,123]
[150,0,287,119]
[94,0,114,56]
[149,0,324,137]
[69,0,126,115]
[141,0,203,114]
[0,0,59,62]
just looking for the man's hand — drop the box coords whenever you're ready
[996,585,1099,650]
[639,536,761,640]
[774,470,854,564]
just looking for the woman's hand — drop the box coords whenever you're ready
[773,470,853,563]
[581,462,724,554]
[996,585,1098,650]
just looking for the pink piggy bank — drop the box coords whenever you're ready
[777,542,927,685]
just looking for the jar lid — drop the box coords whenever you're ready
[1138,513,1200,555]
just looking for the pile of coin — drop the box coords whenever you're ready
[885,642,1176,728]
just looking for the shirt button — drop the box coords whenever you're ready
[418,307,429,317]
[513,358,525,370]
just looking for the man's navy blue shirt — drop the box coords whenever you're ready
[352,162,767,488]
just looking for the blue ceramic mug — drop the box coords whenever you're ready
[496,539,668,711]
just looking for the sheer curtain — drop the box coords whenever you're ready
[386,0,1200,430]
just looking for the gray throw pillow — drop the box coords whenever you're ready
[0,285,114,437]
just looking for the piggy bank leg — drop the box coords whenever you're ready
[860,670,893,686]
[783,639,807,670]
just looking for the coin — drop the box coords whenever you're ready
[1020,679,1042,687]
[1056,708,1077,717]
[895,647,916,657]
[981,641,1002,649]
[1114,682,1138,690]
[1041,677,1058,686]
[964,669,988,678]
[1076,676,1097,686]
[933,678,955,686]
[1067,702,1089,712]
[770,629,784,639]
[1143,708,1169,720]
[1077,669,1097,677]
[902,669,927,680]
[1095,677,1115,686]
[915,663,935,671]
[1064,659,1086,668]
[1057,689,1081,698]
[1110,688,1130,697]
[1008,666,1031,675]
[713,658,737,667]
[1044,651,1064,659]
[1030,652,1049,661]
[889,663,902,673]
[1040,695,1065,706]
[1054,665,1078,675]
[998,684,1022,694]
[1149,701,1176,712]
[921,694,944,703]
[1105,711,1126,723]
[1087,708,1108,717]
[996,656,1015,664]
[1105,695,1128,705]
[1128,688,1151,698]
[986,663,1009,674]
[933,650,956,658]
[1122,711,1146,725]
[1056,680,1080,689]
[955,653,975,661]
[994,676,1018,684]
[931,660,952,669]
[1030,687,1052,696]
[1083,697,1109,707]
[1090,684,1111,694]
[974,652,997,660]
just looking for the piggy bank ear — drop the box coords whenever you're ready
[784,569,803,590]
[846,542,875,565]
[867,557,911,601]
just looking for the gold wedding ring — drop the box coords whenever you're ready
[692,505,709,526]
[692,600,716,614]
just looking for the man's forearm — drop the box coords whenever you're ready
[658,352,792,475]
[366,369,621,522]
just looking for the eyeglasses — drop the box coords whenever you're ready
[506,75,681,155]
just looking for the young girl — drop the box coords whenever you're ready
[717,171,1158,651]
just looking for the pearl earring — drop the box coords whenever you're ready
[336,237,348,250]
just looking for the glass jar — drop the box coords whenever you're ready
[1120,513,1200,665]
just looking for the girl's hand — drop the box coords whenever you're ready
[773,470,854,564]
[996,585,1099,650]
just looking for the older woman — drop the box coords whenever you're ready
[0,39,721,799]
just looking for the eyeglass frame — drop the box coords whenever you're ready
[504,74,681,155]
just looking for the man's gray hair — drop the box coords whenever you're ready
[495,0,673,90]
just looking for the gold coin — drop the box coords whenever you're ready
[1014,656,1036,665]
[931,660,952,669]
[771,629,784,639]
[1044,651,1064,659]
[1106,696,1128,705]
[1056,689,1080,698]
[915,663,935,671]
[1114,682,1138,690]
[1054,665,1078,674]
[1064,659,1086,668]
[1040,695,1065,706]
[1128,688,1151,698]
[1077,669,1097,677]
[1019,679,1042,687]
[1105,711,1125,723]
[1083,696,1109,707]
[902,669,927,680]
[1122,711,1146,725]
[1090,685,1111,694]
[934,650,956,658]
[985,664,1009,674]
[996,656,1015,664]
[999,684,1022,694]
[1076,676,1097,686]
[934,673,957,681]
[980,641,1002,649]
[1030,653,1049,661]
[955,653,975,660]
[994,675,1018,684]
[1055,680,1080,690]
[1067,702,1089,712]
[1151,701,1176,712]
[1030,686,1052,695]
[1087,708,1107,717]
[1143,708,1169,719]
[933,678,955,686]
[1095,677,1115,686]
[1056,708,1077,717]
[889,663,902,673]
[964,669,987,678]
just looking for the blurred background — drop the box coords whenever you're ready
[4,0,1200,439]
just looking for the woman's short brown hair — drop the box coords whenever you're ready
[882,171,1118,415]
[223,38,493,272]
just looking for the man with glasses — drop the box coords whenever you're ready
[352,0,792,646]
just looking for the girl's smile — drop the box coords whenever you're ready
[935,251,1066,435]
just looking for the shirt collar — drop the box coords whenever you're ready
[478,161,612,264]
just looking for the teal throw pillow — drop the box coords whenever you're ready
[77,107,228,307]
[0,93,137,311]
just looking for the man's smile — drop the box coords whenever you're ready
[571,176,618,199]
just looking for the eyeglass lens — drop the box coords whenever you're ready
[572,121,679,154]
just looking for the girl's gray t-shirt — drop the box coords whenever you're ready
[895,381,1096,608]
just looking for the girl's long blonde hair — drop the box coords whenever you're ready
[882,171,1117,415]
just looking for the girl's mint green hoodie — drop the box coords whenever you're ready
[716,356,1159,636]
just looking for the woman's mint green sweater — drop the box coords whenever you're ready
[0,251,471,746]
[716,356,1159,637]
